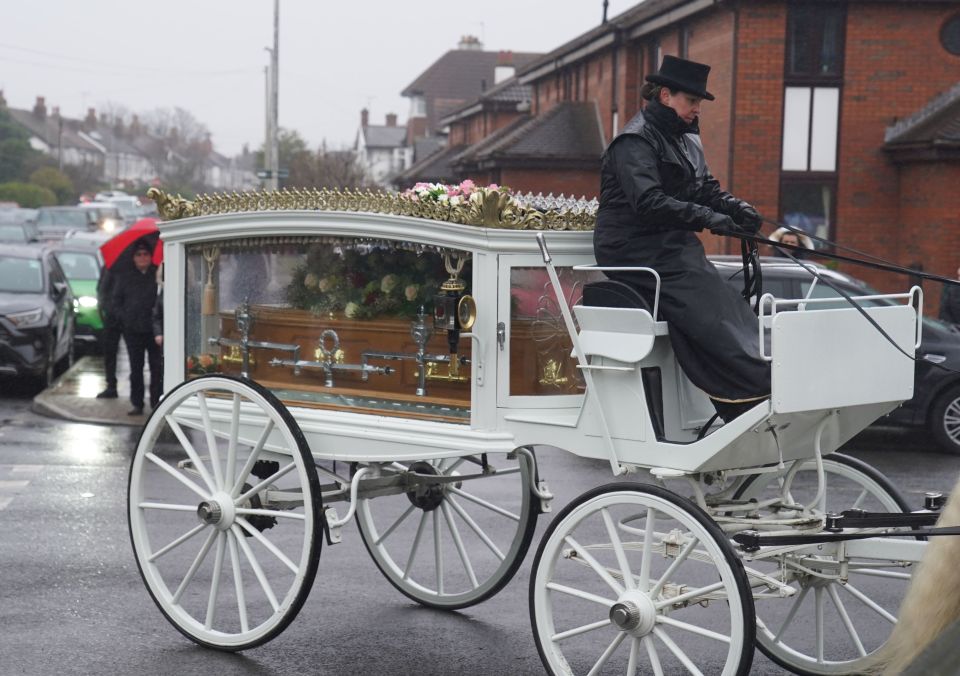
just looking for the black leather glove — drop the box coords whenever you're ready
[733,201,763,233]
[707,211,737,234]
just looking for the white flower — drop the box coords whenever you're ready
[344,302,360,318]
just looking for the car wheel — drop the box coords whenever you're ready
[57,339,75,375]
[929,383,960,454]
[33,341,56,392]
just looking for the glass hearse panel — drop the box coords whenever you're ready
[183,236,475,423]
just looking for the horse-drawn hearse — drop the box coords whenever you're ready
[128,184,940,674]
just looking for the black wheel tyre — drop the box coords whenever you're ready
[34,340,56,391]
[929,384,960,454]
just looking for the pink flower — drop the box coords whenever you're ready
[487,183,499,191]
[458,179,476,195]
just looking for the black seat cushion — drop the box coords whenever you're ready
[582,280,652,311]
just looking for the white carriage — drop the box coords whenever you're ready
[128,186,931,675]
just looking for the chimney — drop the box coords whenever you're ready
[458,35,482,51]
[51,105,60,118]
[202,133,213,154]
[386,113,397,127]
[495,50,515,84]
[130,114,142,136]
[0,90,6,108]
[33,96,47,119]
[85,107,97,129]
[361,108,369,128]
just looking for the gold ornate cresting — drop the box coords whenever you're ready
[146,187,596,231]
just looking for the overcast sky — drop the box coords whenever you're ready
[1,1,636,157]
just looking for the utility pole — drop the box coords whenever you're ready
[269,0,280,191]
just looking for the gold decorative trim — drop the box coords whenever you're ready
[146,186,596,231]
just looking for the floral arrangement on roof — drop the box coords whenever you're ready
[286,243,466,321]
[403,180,503,205]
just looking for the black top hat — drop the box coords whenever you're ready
[646,55,715,101]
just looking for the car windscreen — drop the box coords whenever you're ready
[0,256,43,292]
[55,251,99,281]
[0,225,28,242]
[37,209,89,227]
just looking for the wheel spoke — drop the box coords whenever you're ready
[139,502,198,513]
[433,510,443,595]
[235,461,297,504]
[229,419,275,497]
[172,527,218,604]
[638,508,655,590]
[649,537,698,598]
[601,508,634,590]
[235,517,299,574]
[657,615,732,643]
[196,392,224,490]
[653,626,705,676]
[372,503,416,546]
[565,535,625,596]
[545,581,615,607]
[164,414,217,494]
[626,636,640,676]
[815,586,825,663]
[840,581,898,624]
[232,524,279,611]
[552,617,612,641]
[653,581,724,610]
[850,488,870,511]
[149,522,207,563]
[446,495,505,560]
[225,393,241,484]
[774,584,809,641]
[448,486,520,521]
[227,528,249,633]
[404,510,429,579]
[827,584,867,657]
[643,636,666,676]
[205,531,226,630]
[585,632,626,676]
[441,502,478,589]
[146,452,208,500]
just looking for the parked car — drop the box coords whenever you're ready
[36,206,98,240]
[712,256,960,453]
[0,244,75,389]
[51,242,104,348]
[0,222,40,243]
[77,202,124,233]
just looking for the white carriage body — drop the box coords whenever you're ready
[157,199,920,475]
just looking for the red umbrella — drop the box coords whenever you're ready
[99,218,161,269]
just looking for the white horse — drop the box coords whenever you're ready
[870,476,960,674]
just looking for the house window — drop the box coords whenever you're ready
[780,178,835,243]
[942,13,960,56]
[781,86,839,171]
[786,2,845,80]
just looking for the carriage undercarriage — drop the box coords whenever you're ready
[129,188,936,674]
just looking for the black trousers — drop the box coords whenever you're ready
[101,324,123,389]
[124,331,162,409]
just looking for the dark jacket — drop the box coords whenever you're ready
[941,283,960,324]
[113,266,159,335]
[96,267,120,329]
[152,289,163,338]
[595,101,745,254]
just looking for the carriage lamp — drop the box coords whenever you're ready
[433,255,475,379]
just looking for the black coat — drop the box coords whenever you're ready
[113,266,159,335]
[96,267,120,329]
[594,102,770,404]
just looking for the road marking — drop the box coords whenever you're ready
[0,465,43,510]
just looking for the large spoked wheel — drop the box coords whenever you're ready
[531,482,755,676]
[355,449,540,610]
[128,375,322,651]
[734,452,914,675]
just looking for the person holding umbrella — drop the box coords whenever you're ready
[113,239,161,415]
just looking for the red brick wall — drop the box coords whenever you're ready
[840,2,960,290]
[897,162,960,311]
[499,168,599,200]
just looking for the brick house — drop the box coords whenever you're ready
[440,0,960,302]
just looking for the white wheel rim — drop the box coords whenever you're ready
[357,453,534,607]
[744,458,912,674]
[532,488,749,675]
[129,377,318,648]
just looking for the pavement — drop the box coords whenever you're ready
[32,347,147,426]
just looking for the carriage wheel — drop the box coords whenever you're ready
[530,483,755,676]
[734,453,914,675]
[128,375,322,651]
[355,449,539,609]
